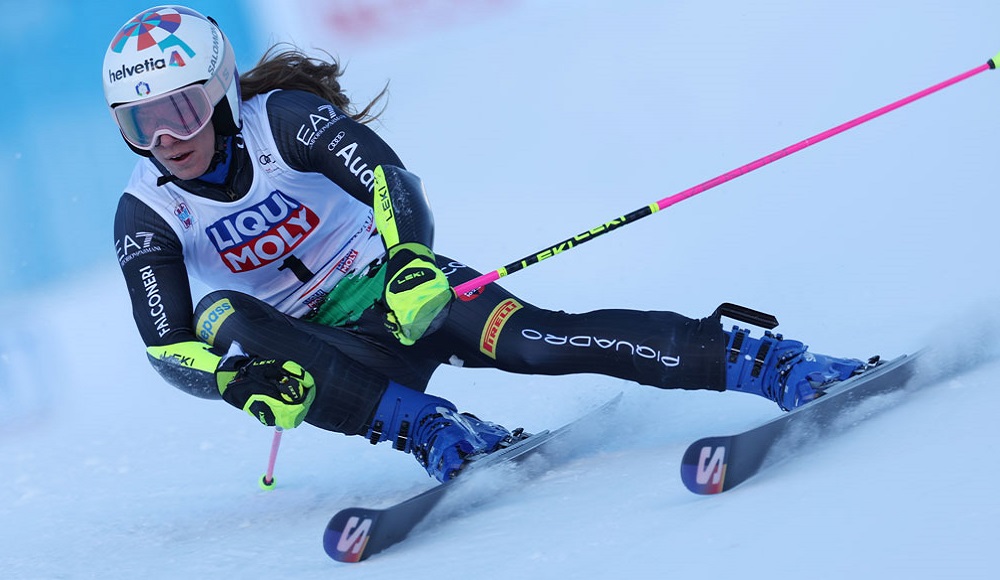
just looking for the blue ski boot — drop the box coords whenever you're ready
[366,381,517,481]
[724,327,865,411]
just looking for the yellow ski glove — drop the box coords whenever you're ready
[216,355,316,429]
[382,242,453,346]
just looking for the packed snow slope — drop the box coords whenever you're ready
[3,1,1000,578]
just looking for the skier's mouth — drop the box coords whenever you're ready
[169,151,192,162]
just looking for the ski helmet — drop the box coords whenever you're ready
[103,5,240,154]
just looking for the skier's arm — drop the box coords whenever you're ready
[267,90,450,344]
[115,194,318,427]
[265,89,404,206]
[115,193,222,398]
[373,165,452,345]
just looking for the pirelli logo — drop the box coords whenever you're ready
[480,299,523,359]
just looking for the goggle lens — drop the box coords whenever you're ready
[114,85,214,150]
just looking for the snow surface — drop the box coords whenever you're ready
[3,1,1000,578]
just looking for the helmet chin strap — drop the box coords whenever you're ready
[155,171,179,187]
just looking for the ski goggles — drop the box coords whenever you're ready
[113,83,215,150]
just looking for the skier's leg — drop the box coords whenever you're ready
[425,257,727,390]
[193,290,424,435]
[430,258,864,410]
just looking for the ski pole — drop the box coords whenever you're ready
[259,426,283,491]
[453,52,1000,301]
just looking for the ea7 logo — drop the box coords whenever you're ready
[337,516,373,556]
[696,445,727,486]
[116,231,158,266]
[120,231,154,253]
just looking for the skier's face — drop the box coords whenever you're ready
[149,120,218,181]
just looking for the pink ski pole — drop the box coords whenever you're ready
[454,53,1000,300]
[259,427,283,490]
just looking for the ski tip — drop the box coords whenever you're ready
[680,438,730,495]
[324,509,379,563]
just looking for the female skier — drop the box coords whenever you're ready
[105,6,864,482]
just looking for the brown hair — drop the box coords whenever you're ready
[238,44,386,124]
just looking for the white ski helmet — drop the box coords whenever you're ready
[103,5,240,153]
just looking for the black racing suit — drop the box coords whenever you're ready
[114,90,726,436]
